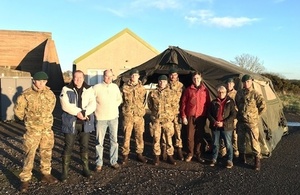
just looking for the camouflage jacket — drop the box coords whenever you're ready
[227,89,237,101]
[235,86,266,125]
[122,80,146,117]
[147,86,176,122]
[14,85,56,130]
[227,88,238,111]
[169,80,184,114]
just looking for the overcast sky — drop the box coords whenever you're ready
[1,0,299,79]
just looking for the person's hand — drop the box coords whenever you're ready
[216,121,223,127]
[183,117,188,125]
[77,112,86,120]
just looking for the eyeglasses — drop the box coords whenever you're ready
[218,91,226,94]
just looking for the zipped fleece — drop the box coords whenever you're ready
[180,83,210,118]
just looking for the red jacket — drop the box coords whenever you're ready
[180,83,210,118]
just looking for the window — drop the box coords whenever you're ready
[87,69,105,85]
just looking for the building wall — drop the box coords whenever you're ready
[75,33,158,81]
[0,30,51,68]
[0,30,64,91]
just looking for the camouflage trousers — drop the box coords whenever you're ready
[162,115,182,152]
[19,128,54,182]
[237,122,261,158]
[232,129,239,155]
[122,116,145,155]
[150,120,174,156]
[219,130,238,156]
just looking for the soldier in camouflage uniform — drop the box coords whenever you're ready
[226,78,239,158]
[166,68,185,161]
[148,75,177,166]
[121,69,147,164]
[14,71,58,192]
[235,74,266,171]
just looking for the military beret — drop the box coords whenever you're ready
[129,69,139,75]
[33,71,49,80]
[169,67,178,74]
[226,77,234,83]
[158,75,168,81]
[241,74,252,82]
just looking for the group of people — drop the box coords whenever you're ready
[14,68,266,192]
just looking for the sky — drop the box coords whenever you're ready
[1,0,299,79]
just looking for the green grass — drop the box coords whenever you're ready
[279,93,300,114]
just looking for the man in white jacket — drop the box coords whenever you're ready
[94,69,122,171]
[59,70,96,182]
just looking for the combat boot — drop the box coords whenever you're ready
[137,153,147,163]
[254,156,261,171]
[177,148,184,161]
[161,146,167,161]
[154,155,160,166]
[81,153,92,178]
[61,155,71,182]
[196,153,205,163]
[41,174,58,184]
[167,155,177,165]
[19,181,29,192]
[122,155,128,165]
[239,153,247,164]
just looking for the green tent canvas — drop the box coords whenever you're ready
[116,46,288,157]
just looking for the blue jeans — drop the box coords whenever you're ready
[95,118,119,166]
[212,129,233,162]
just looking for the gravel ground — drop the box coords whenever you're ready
[0,108,299,194]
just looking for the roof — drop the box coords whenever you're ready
[73,28,159,64]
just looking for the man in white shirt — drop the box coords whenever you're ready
[93,69,122,171]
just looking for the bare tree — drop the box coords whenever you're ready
[63,70,72,83]
[231,53,265,73]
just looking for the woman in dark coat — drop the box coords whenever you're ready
[208,85,236,168]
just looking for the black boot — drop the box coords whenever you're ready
[161,146,167,161]
[81,153,92,178]
[122,155,128,165]
[137,153,147,163]
[19,181,29,193]
[167,155,177,165]
[61,155,71,182]
[239,153,247,164]
[154,155,160,166]
[254,156,261,171]
[177,148,184,161]
[196,153,205,163]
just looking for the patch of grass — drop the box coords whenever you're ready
[279,93,300,114]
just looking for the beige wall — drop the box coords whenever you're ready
[76,33,158,78]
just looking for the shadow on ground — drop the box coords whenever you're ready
[0,96,299,194]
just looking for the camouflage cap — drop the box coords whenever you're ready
[129,69,139,75]
[241,74,252,82]
[158,75,168,81]
[169,67,178,74]
[226,77,234,83]
[33,71,48,80]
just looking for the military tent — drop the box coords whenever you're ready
[116,46,288,157]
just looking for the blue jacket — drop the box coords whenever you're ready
[60,82,96,134]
